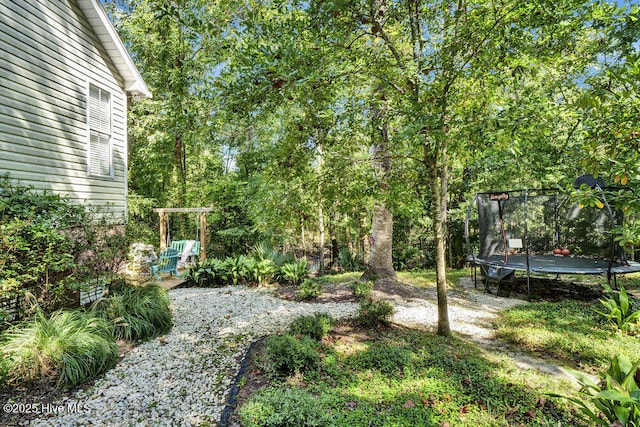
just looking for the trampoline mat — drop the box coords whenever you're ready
[469,254,640,275]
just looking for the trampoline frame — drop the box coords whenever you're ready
[464,188,640,299]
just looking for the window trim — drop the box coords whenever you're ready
[87,82,113,178]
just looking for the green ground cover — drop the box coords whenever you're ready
[495,299,640,372]
[240,325,585,426]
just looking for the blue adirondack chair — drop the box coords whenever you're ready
[148,248,180,280]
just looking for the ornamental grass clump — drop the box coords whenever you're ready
[91,283,172,342]
[0,307,117,387]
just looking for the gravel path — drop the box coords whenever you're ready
[29,280,569,426]
[30,287,358,427]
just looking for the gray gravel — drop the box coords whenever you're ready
[30,287,358,427]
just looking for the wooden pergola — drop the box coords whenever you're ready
[153,208,213,262]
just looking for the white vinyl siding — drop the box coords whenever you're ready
[0,0,130,220]
[88,84,112,177]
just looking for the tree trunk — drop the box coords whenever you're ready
[365,202,396,279]
[362,86,396,281]
[317,142,325,275]
[426,147,451,337]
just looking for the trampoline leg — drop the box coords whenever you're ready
[472,264,477,289]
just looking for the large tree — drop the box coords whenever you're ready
[302,0,611,335]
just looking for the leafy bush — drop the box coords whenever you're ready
[280,260,310,286]
[554,353,640,426]
[91,283,172,342]
[349,280,373,300]
[392,242,427,271]
[0,307,117,387]
[337,248,365,272]
[0,179,130,312]
[183,258,227,287]
[225,255,248,286]
[595,283,640,333]
[263,334,321,376]
[296,279,322,300]
[243,257,277,286]
[288,313,335,341]
[355,298,394,327]
[239,387,332,427]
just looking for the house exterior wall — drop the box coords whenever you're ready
[0,0,129,221]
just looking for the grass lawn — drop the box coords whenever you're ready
[236,269,640,426]
[495,298,640,372]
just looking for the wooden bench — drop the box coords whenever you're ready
[170,240,200,264]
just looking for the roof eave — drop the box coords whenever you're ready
[78,0,152,100]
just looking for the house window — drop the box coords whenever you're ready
[88,84,112,177]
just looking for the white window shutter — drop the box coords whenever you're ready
[88,84,112,177]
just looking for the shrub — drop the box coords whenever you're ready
[91,283,172,342]
[0,179,130,313]
[280,260,310,286]
[0,307,117,387]
[553,353,640,426]
[296,279,322,300]
[355,298,394,328]
[288,313,335,341]
[225,255,248,286]
[595,283,640,333]
[337,248,364,272]
[239,387,332,427]
[349,280,372,300]
[263,334,321,376]
[243,257,277,286]
[183,258,227,287]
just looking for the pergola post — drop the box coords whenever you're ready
[153,207,212,260]
[199,212,206,262]
[159,211,167,250]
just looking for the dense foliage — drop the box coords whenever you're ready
[91,283,172,342]
[0,179,130,312]
[0,307,118,388]
[106,1,639,338]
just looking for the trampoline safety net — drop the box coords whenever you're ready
[476,191,620,261]
[465,189,640,277]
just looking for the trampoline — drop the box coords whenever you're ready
[465,186,640,298]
